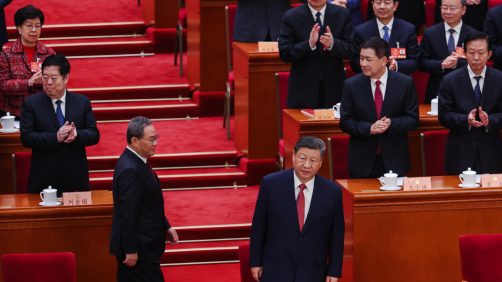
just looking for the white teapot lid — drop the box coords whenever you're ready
[384,170,398,177]
[1,112,14,119]
[462,167,476,175]
[44,185,57,191]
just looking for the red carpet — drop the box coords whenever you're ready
[162,263,240,282]
[5,0,143,25]
[86,117,235,156]
[164,186,258,226]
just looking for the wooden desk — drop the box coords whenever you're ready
[283,105,444,178]
[186,0,237,91]
[0,190,114,282]
[0,132,29,194]
[233,42,290,159]
[338,176,502,282]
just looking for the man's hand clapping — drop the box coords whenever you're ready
[57,121,77,143]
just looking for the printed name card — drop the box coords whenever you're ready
[481,174,502,187]
[63,191,93,206]
[314,109,335,120]
[390,48,406,59]
[403,177,432,191]
[258,41,279,52]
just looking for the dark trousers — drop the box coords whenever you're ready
[315,79,326,109]
[350,154,386,179]
[116,257,164,282]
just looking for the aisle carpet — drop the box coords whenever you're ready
[162,263,240,282]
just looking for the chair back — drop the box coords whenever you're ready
[2,252,77,282]
[459,233,502,282]
[327,135,350,180]
[424,0,436,27]
[239,244,254,282]
[412,71,430,104]
[420,130,448,176]
[275,72,290,138]
[12,151,32,194]
[489,0,502,9]
[225,4,237,72]
[360,0,370,20]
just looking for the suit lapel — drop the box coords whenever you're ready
[360,75,378,119]
[458,68,477,108]
[42,94,61,129]
[285,170,302,231]
[480,68,493,108]
[458,24,470,49]
[381,71,394,117]
[370,19,380,39]
[301,176,323,233]
[64,91,72,123]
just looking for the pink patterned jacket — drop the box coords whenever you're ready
[0,38,55,116]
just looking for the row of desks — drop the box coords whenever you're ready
[1,179,501,282]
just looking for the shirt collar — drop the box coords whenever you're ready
[444,20,462,34]
[50,89,67,104]
[376,17,394,31]
[371,68,389,86]
[467,65,487,79]
[293,171,315,191]
[127,146,148,164]
[308,3,327,20]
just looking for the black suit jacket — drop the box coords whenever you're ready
[438,66,502,174]
[484,5,502,71]
[109,149,171,262]
[20,91,100,194]
[420,22,476,103]
[340,71,418,177]
[366,0,425,31]
[250,169,344,282]
[279,3,354,108]
[351,17,420,75]
[435,0,488,31]
[0,0,12,45]
[234,0,293,42]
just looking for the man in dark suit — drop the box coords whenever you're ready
[234,0,295,42]
[438,32,502,174]
[420,0,476,103]
[366,0,425,32]
[435,0,488,31]
[0,0,12,50]
[484,4,502,71]
[250,136,344,282]
[109,116,179,282]
[351,0,420,75]
[279,0,354,108]
[340,37,418,178]
[20,54,100,195]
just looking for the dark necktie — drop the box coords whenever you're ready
[474,76,482,106]
[55,100,65,126]
[382,26,390,42]
[297,183,307,231]
[315,12,324,35]
[374,80,383,118]
[447,29,456,53]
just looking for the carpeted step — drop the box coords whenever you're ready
[90,167,247,190]
[44,36,155,56]
[73,84,190,101]
[91,99,199,121]
[162,240,243,264]
[161,262,240,282]
[88,150,241,171]
[174,224,251,242]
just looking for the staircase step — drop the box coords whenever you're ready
[45,37,154,56]
[90,167,247,190]
[161,262,241,281]
[163,244,239,264]
[88,151,241,171]
[72,84,190,101]
[7,22,145,38]
[91,100,199,121]
[175,224,251,242]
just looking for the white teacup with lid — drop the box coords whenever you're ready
[430,97,438,114]
[459,167,477,187]
[333,103,341,119]
[39,186,59,206]
[379,170,399,189]
[0,112,15,131]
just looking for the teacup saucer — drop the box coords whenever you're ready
[39,201,62,207]
[427,111,438,116]
[0,128,19,133]
[380,186,401,191]
[458,183,480,188]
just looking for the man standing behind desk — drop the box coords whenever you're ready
[438,32,502,174]
[279,0,354,109]
[340,37,418,178]
[20,54,99,194]
[250,136,345,282]
[110,116,179,282]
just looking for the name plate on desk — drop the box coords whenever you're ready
[63,191,93,206]
[258,41,279,52]
[481,174,502,187]
[403,177,432,191]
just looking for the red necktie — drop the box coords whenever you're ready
[297,184,307,231]
[374,80,383,119]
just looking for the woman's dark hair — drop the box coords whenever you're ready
[14,5,45,27]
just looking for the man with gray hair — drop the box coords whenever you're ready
[250,136,345,282]
[109,116,178,282]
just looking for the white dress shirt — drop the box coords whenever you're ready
[467,65,486,93]
[376,17,394,40]
[51,89,67,116]
[370,68,389,101]
[444,21,463,51]
[127,146,147,164]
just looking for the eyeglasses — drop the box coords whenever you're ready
[142,135,160,144]
[22,24,42,31]
[441,5,460,12]
[42,75,63,82]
